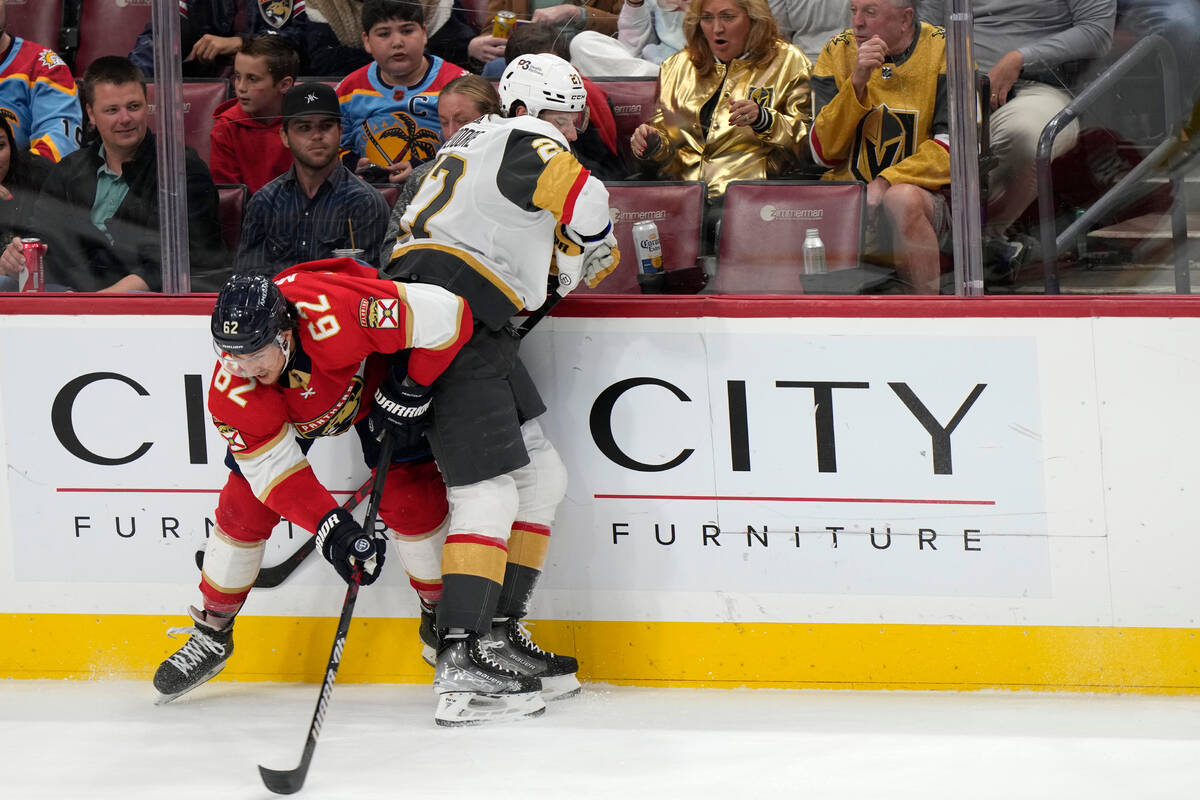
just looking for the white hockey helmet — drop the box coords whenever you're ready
[499,52,588,120]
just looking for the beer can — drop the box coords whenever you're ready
[19,237,44,292]
[631,220,663,275]
[493,10,517,38]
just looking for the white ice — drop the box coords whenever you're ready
[3,680,1200,799]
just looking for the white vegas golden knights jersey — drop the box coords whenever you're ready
[391,113,612,314]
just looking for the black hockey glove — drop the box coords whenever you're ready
[368,373,432,442]
[316,507,385,586]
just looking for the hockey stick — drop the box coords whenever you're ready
[516,290,564,339]
[194,474,377,589]
[259,429,395,795]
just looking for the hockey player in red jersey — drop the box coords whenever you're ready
[152,260,472,704]
[380,53,620,725]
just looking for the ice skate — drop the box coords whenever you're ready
[419,600,438,667]
[433,633,545,726]
[153,607,234,705]
[481,617,581,701]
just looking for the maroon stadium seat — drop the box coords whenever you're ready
[576,180,705,294]
[74,0,152,73]
[5,0,65,51]
[461,0,492,31]
[376,185,399,209]
[216,184,248,252]
[711,181,866,294]
[592,77,658,170]
[146,80,230,163]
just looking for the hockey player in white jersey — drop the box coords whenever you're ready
[378,52,618,726]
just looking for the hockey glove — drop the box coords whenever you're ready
[553,223,621,296]
[368,373,433,442]
[316,507,385,586]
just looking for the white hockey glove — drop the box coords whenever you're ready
[552,223,621,296]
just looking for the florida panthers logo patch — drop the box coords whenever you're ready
[37,49,66,70]
[257,0,296,29]
[358,297,401,329]
[361,112,441,168]
[216,423,248,452]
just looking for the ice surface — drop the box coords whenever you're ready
[2,680,1199,799]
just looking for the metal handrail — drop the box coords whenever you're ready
[1035,34,1184,293]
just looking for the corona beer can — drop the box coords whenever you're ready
[493,10,518,38]
[632,220,663,275]
[18,237,44,292]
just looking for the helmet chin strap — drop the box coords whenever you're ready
[276,331,295,369]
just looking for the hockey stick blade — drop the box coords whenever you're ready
[258,430,394,795]
[194,474,376,589]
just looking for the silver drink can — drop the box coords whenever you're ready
[631,220,663,275]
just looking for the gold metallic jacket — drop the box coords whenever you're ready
[638,41,812,199]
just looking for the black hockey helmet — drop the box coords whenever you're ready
[211,274,293,355]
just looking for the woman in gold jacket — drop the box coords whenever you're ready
[630,0,812,201]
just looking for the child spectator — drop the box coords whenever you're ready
[337,0,468,185]
[210,36,300,194]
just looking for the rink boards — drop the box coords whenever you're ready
[2,294,1200,693]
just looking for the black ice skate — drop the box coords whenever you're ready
[153,607,234,705]
[419,600,438,667]
[481,617,581,701]
[433,633,545,726]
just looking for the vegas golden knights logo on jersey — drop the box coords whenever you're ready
[748,86,774,113]
[850,105,918,183]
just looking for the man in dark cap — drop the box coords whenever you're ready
[236,81,390,275]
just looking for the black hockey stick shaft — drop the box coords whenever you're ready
[194,473,377,589]
[517,291,564,339]
[258,430,395,795]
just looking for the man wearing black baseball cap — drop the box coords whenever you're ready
[236,82,390,275]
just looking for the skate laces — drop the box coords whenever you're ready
[474,637,520,675]
[164,625,227,675]
[509,620,550,656]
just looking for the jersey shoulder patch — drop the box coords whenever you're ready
[358,296,401,329]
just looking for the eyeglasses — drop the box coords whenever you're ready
[698,12,745,25]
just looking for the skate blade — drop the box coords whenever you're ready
[152,662,227,706]
[421,644,436,668]
[541,673,582,702]
[434,690,546,727]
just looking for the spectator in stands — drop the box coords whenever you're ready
[237,82,390,274]
[810,0,949,294]
[769,0,848,64]
[0,0,82,162]
[131,0,374,78]
[423,0,508,70]
[490,0,625,38]
[917,0,1116,276]
[382,74,503,259]
[337,0,468,186]
[130,0,240,78]
[0,117,52,290]
[501,21,623,180]
[27,57,224,293]
[571,0,687,77]
[630,0,812,210]
[210,36,300,193]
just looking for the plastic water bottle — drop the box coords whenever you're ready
[802,227,826,275]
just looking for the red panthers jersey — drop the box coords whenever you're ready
[207,258,471,534]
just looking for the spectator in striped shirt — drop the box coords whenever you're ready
[236,82,389,275]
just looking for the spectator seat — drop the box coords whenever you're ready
[216,183,248,252]
[298,77,344,92]
[592,77,658,170]
[146,80,231,163]
[5,0,66,51]
[74,0,152,73]
[461,0,492,32]
[711,180,867,294]
[376,185,399,208]
[577,180,706,294]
